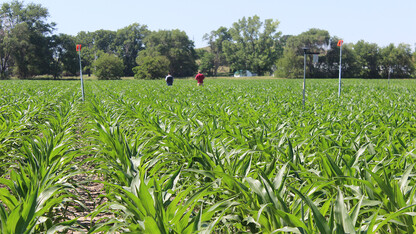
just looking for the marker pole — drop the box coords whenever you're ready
[337,40,343,98]
[77,45,85,101]
[303,49,307,107]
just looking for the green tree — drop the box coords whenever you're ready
[276,35,292,58]
[316,38,360,78]
[140,29,197,77]
[133,53,170,80]
[0,0,55,78]
[223,15,281,75]
[196,49,215,76]
[353,40,380,78]
[48,35,63,79]
[338,42,360,78]
[75,31,95,76]
[76,25,149,77]
[58,34,78,76]
[202,26,231,76]
[49,34,78,78]
[275,49,303,78]
[75,30,116,76]
[8,23,31,78]
[93,53,124,80]
[380,43,414,78]
[93,30,116,53]
[274,29,361,78]
[413,50,416,78]
[275,29,330,78]
[114,23,149,76]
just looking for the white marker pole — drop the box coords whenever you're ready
[77,44,85,101]
[302,48,307,107]
[337,40,343,98]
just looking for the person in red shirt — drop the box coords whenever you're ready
[195,71,205,86]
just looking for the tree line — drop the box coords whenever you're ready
[1,1,415,80]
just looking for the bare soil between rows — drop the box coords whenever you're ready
[66,155,112,233]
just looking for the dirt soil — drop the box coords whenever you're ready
[65,154,112,233]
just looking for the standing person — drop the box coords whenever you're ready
[195,70,205,86]
[165,72,174,86]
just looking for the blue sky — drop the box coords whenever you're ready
[18,0,416,49]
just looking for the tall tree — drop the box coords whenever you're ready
[275,29,330,78]
[202,26,231,76]
[114,23,149,76]
[353,40,380,78]
[92,29,116,53]
[223,15,281,75]
[316,38,360,78]
[337,42,360,78]
[0,0,55,78]
[49,34,78,78]
[380,43,414,78]
[196,49,215,76]
[275,29,361,78]
[140,29,197,77]
[7,22,31,78]
[75,31,96,76]
[413,50,416,78]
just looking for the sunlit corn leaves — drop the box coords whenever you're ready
[1,79,416,233]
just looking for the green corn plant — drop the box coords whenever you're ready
[0,84,84,233]
[89,169,224,233]
[0,132,80,233]
[2,78,416,233]
[92,121,165,186]
[0,174,78,234]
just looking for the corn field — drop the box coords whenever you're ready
[1,79,416,233]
